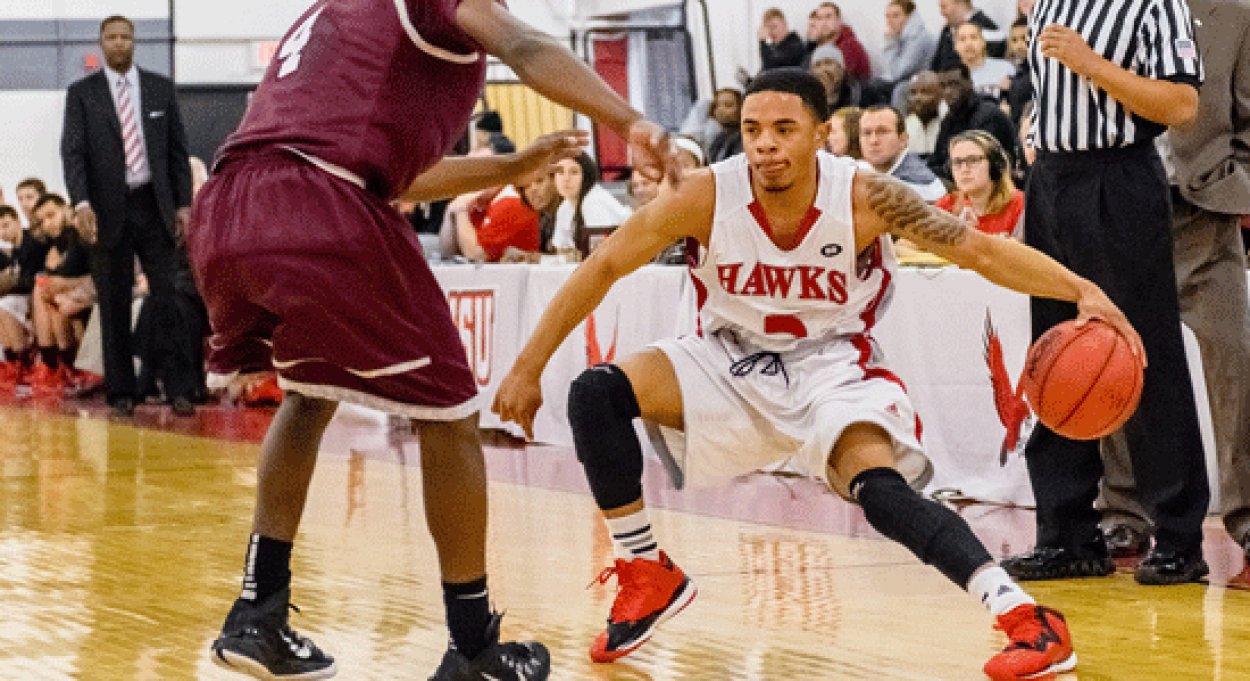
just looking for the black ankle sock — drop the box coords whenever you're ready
[443,576,491,659]
[241,533,293,603]
[39,346,58,369]
[3,349,17,362]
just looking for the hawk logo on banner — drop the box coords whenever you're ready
[585,308,619,367]
[448,289,495,387]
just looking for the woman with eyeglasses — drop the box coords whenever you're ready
[936,130,1023,237]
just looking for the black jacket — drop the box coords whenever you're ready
[61,68,192,249]
[0,234,51,296]
[759,32,807,72]
[931,10,1005,73]
[928,93,1019,180]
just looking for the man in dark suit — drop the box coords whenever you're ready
[61,15,194,417]
[1098,0,1250,565]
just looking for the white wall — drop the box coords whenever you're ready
[0,0,167,19]
[0,91,69,206]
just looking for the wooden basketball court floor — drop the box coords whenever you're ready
[1,402,1248,680]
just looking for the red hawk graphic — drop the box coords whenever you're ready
[984,310,1031,465]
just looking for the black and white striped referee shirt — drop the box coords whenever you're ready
[1028,0,1204,152]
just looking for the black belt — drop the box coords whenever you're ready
[126,183,153,196]
[1035,140,1157,169]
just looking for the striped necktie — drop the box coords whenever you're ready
[115,76,147,180]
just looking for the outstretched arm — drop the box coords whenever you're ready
[456,0,678,182]
[854,172,1146,362]
[493,171,715,437]
[400,130,587,202]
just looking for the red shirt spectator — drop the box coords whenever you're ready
[477,185,540,261]
[936,190,1023,236]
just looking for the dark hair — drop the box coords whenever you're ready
[744,68,831,123]
[889,0,917,14]
[1012,17,1028,29]
[33,193,66,212]
[563,153,600,250]
[762,7,786,22]
[861,104,905,134]
[714,87,744,104]
[16,177,46,195]
[0,205,18,222]
[100,15,135,35]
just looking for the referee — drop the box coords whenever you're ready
[1002,0,1211,585]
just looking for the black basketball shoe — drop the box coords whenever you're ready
[210,588,337,679]
[428,612,550,681]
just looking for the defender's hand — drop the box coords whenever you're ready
[1075,285,1147,367]
[627,118,681,187]
[514,130,590,185]
[492,369,544,440]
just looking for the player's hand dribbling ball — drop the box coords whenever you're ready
[1021,319,1144,440]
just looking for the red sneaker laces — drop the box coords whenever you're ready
[589,560,649,621]
[995,608,1047,651]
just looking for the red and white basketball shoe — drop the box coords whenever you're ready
[983,604,1076,680]
[589,551,696,663]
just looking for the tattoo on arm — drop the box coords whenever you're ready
[862,172,969,246]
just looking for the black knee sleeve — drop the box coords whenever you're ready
[568,364,644,511]
[851,467,993,588]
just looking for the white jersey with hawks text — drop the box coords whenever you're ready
[690,151,896,353]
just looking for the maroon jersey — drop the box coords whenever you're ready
[219,0,487,199]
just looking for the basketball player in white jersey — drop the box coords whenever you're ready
[494,69,1142,681]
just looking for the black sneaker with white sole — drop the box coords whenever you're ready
[428,612,550,681]
[211,588,337,680]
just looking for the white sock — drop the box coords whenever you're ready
[968,566,1035,617]
[605,510,661,562]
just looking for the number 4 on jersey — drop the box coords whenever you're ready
[277,6,326,79]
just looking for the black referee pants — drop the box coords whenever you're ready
[1022,143,1209,555]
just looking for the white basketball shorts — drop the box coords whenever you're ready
[645,330,933,499]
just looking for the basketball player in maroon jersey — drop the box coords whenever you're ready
[188,1,678,679]
[494,69,1143,680]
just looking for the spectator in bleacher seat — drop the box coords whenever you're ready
[678,99,722,149]
[625,166,660,209]
[905,71,948,159]
[673,136,707,173]
[927,64,1017,181]
[827,106,863,159]
[459,171,559,263]
[1002,19,1033,127]
[706,89,743,163]
[955,22,1016,101]
[935,131,1024,236]
[0,205,40,385]
[932,0,1005,73]
[471,111,516,155]
[28,194,95,393]
[15,177,46,231]
[552,153,631,260]
[882,0,937,96]
[859,105,947,203]
[810,44,885,114]
[805,2,872,81]
[758,7,806,72]
[61,14,192,417]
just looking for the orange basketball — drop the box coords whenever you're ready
[1021,319,1143,440]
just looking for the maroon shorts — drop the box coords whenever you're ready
[188,151,477,419]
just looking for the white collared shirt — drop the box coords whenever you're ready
[106,64,152,187]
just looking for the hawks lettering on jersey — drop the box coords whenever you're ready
[716,263,849,303]
[690,151,898,352]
